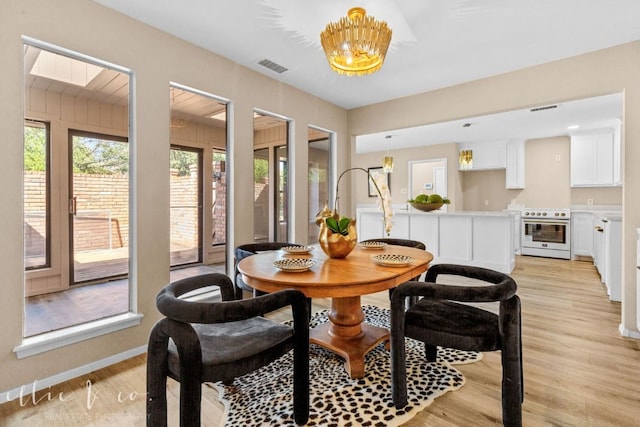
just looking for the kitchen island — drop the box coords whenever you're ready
[357,207,515,274]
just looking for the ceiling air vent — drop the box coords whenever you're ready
[258,59,288,74]
[530,104,558,112]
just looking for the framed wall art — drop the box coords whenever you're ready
[367,167,390,197]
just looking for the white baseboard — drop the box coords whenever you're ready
[0,345,147,405]
[619,324,640,339]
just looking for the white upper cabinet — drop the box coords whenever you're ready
[458,140,506,171]
[570,123,622,187]
[505,139,525,189]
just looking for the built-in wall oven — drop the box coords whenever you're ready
[521,208,571,259]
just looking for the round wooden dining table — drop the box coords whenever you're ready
[237,244,433,378]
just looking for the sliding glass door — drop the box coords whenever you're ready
[170,145,203,267]
[70,131,129,285]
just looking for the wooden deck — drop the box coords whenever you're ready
[24,264,224,337]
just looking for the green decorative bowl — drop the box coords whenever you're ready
[410,202,444,212]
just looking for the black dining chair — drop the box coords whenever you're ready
[234,242,299,299]
[390,264,523,427]
[361,238,426,307]
[146,273,310,426]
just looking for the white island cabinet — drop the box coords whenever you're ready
[356,209,515,273]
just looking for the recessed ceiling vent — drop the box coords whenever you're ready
[258,59,288,74]
[530,104,558,112]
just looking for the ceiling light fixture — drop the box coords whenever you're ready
[382,135,393,173]
[320,7,392,77]
[459,149,473,170]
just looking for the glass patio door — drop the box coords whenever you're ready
[70,131,129,284]
[170,146,203,267]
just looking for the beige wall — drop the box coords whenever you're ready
[0,0,347,392]
[352,143,461,211]
[349,42,640,338]
[459,136,622,211]
[354,135,622,212]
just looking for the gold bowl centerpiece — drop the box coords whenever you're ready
[316,168,392,258]
[408,193,450,212]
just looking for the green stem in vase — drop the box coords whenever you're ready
[332,167,392,236]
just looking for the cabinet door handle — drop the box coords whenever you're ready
[594,226,603,232]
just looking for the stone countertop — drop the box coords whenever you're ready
[570,204,622,213]
[357,207,514,217]
[570,205,622,221]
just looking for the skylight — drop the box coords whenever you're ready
[30,50,104,87]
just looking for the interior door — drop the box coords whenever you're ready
[70,131,129,285]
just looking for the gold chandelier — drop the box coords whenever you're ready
[320,7,392,76]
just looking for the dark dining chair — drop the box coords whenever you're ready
[146,273,310,426]
[234,242,299,299]
[361,238,426,307]
[390,264,523,427]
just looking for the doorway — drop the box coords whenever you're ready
[408,158,448,210]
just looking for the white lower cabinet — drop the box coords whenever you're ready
[593,217,606,282]
[571,212,594,258]
[583,211,621,302]
[356,209,514,273]
[356,211,383,242]
[409,214,439,256]
[603,217,621,301]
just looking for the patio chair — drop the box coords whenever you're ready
[390,264,523,426]
[146,273,310,426]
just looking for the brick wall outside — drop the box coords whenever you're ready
[23,170,229,256]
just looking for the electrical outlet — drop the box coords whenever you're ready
[555,154,561,162]
[484,199,489,206]
[587,198,594,205]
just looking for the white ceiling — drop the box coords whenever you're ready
[90,0,637,149]
[356,92,623,153]
[92,0,640,110]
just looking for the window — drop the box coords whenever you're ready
[24,120,50,270]
[22,39,135,341]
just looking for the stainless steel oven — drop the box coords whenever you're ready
[521,208,571,259]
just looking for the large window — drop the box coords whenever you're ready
[169,84,228,266]
[253,111,290,242]
[23,40,133,338]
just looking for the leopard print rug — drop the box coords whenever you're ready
[211,305,482,426]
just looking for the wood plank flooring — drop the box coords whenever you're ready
[2,256,639,426]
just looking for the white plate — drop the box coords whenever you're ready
[274,258,316,272]
[359,241,387,250]
[372,254,414,267]
[281,245,315,254]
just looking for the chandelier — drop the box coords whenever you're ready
[320,7,392,76]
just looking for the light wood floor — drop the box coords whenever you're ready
[2,256,639,426]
